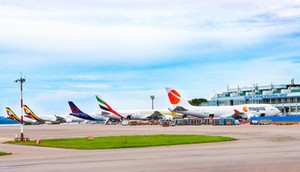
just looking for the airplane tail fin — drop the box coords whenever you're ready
[234,109,240,114]
[68,101,84,113]
[165,87,191,106]
[23,105,42,122]
[95,95,124,119]
[5,107,21,122]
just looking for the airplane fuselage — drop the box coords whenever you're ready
[170,104,280,118]
[70,112,108,121]
[101,109,178,120]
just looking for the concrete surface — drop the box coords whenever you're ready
[0,124,300,172]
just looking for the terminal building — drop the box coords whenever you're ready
[207,80,300,116]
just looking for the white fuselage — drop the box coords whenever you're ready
[23,117,37,123]
[170,104,280,118]
[100,109,178,120]
[28,114,86,124]
[70,112,108,122]
[56,115,86,123]
[37,115,57,122]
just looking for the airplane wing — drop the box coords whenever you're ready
[147,111,165,120]
[169,106,188,112]
[100,111,110,116]
[219,109,244,119]
[55,115,67,123]
[230,109,256,119]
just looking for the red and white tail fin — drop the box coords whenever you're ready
[165,87,191,106]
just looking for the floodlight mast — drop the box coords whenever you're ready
[15,75,26,141]
[150,95,155,110]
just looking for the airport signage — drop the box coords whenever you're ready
[244,94,288,100]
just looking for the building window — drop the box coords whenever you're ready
[271,99,276,104]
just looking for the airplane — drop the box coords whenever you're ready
[68,101,109,122]
[95,95,175,120]
[165,87,281,119]
[5,107,36,123]
[23,105,84,124]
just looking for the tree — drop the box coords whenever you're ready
[189,98,208,106]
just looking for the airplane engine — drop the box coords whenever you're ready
[65,118,72,123]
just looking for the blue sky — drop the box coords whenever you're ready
[1,0,300,115]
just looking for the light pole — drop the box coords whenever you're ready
[150,95,155,110]
[15,75,26,141]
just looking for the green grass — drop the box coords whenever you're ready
[0,152,11,156]
[7,134,236,150]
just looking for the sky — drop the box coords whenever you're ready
[1,0,300,116]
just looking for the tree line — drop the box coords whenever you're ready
[188,98,207,106]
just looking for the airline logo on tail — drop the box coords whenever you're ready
[6,107,21,122]
[68,101,83,113]
[165,87,192,107]
[166,87,181,105]
[95,95,124,119]
[23,105,43,122]
[68,101,101,121]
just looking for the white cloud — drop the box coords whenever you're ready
[0,0,299,63]
[277,7,300,18]
[1,0,300,115]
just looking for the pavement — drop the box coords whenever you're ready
[1,124,300,172]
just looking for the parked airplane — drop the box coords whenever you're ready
[68,101,109,122]
[95,95,175,120]
[5,107,36,123]
[23,105,84,124]
[165,87,281,119]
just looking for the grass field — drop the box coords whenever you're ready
[7,134,236,150]
[0,152,11,156]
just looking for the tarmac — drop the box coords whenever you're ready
[1,124,300,172]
